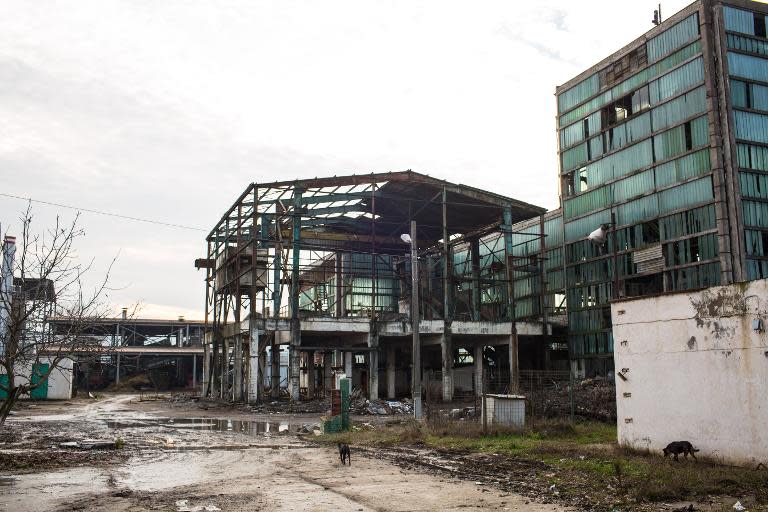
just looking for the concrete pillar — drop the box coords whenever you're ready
[345,351,353,379]
[221,339,228,400]
[248,350,259,403]
[289,320,301,401]
[258,349,267,397]
[368,329,379,400]
[234,336,243,402]
[323,352,333,395]
[202,343,209,396]
[306,350,316,399]
[115,352,121,386]
[334,349,343,371]
[441,333,453,402]
[270,343,280,399]
[386,346,396,399]
[508,334,519,394]
[474,344,483,397]
[289,348,300,401]
[192,354,197,390]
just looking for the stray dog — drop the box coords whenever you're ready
[338,442,351,466]
[663,441,699,461]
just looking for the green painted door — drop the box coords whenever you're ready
[0,374,8,399]
[30,364,49,399]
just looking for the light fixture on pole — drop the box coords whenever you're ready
[588,212,620,300]
[401,223,422,420]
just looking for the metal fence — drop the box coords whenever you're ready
[423,369,616,426]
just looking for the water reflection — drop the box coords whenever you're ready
[106,417,292,434]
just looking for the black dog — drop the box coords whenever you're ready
[338,442,351,465]
[663,441,699,461]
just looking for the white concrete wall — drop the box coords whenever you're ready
[2,356,73,400]
[43,357,74,399]
[611,280,768,466]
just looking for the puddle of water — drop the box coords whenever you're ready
[106,417,293,435]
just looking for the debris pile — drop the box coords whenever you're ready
[535,378,616,421]
[349,389,413,415]
[251,398,331,414]
[107,373,153,391]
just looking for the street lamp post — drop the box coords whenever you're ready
[403,221,422,420]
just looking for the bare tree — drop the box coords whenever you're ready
[0,206,115,426]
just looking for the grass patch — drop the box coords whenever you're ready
[316,418,768,509]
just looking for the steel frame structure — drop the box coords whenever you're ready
[200,171,546,403]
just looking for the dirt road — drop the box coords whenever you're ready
[0,395,568,511]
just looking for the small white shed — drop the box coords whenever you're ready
[481,394,526,427]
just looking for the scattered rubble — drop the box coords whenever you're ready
[532,378,616,421]
[350,389,413,415]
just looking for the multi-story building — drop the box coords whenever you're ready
[554,0,768,376]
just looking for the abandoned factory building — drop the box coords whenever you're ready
[199,0,768,401]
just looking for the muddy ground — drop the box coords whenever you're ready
[0,394,568,511]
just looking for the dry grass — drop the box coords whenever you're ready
[317,418,768,509]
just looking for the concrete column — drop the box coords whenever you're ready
[289,320,301,401]
[192,354,197,390]
[248,323,260,403]
[248,350,259,403]
[334,350,343,371]
[323,352,333,395]
[345,351,353,379]
[258,349,267,397]
[306,350,316,399]
[441,333,453,402]
[221,339,228,400]
[202,343,209,396]
[386,346,396,399]
[289,348,300,401]
[508,334,519,394]
[474,344,483,397]
[367,329,379,400]
[234,336,243,402]
[270,343,280,399]
[115,353,121,386]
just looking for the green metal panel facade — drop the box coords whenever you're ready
[509,212,567,321]
[726,4,768,280]
[556,10,724,365]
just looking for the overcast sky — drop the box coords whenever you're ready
[0,0,693,319]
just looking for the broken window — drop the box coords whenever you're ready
[641,220,660,245]
[601,86,650,130]
[603,94,633,127]
[624,273,663,297]
[601,306,612,328]
[578,168,589,192]
[562,173,575,197]
[631,85,651,114]
[755,13,766,38]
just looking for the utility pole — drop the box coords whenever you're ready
[410,221,422,420]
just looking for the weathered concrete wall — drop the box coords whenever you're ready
[611,280,768,466]
[4,357,74,400]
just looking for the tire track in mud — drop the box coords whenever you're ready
[272,452,385,512]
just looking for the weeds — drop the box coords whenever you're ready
[317,418,768,508]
